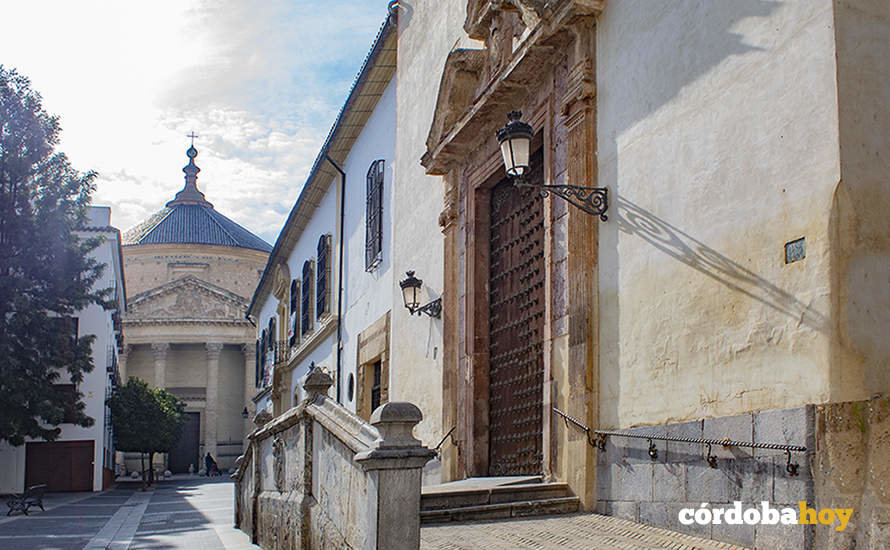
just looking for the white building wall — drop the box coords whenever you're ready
[0,206,124,493]
[392,0,471,483]
[254,79,397,417]
[340,78,396,411]
[595,0,839,427]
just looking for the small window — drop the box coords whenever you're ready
[301,260,314,336]
[317,235,331,319]
[54,384,78,424]
[289,279,300,347]
[365,159,384,270]
[53,317,78,360]
[370,360,382,413]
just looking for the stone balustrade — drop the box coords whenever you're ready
[233,368,435,549]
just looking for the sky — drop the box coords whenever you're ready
[1,0,391,244]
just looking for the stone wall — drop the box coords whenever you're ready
[597,400,890,549]
[814,397,890,549]
[596,405,815,549]
[234,369,434,549]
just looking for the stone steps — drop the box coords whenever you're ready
[420,479,580,524]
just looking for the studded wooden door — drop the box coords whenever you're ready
[487,151,544,476]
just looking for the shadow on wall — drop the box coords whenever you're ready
[615,197,828,333]
[597,0,790,428]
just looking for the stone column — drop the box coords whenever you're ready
[205,343,223,461]
[240,343,255,445]
[151,343,169,388]
[119,344,131,382]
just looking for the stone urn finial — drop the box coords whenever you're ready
[303,367,333,401]
[370,402,424,448]
[254,409,273,427]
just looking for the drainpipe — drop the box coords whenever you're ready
[324,153,346,404]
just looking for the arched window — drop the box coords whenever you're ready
[366,159,384,270]
[289,279,300,347]
[317,234,331,319]
[301,260,314,336]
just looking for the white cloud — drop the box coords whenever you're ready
[1,0,389,243]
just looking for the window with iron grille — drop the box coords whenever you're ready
[54,384,78,424]
[260,329,267,371]
[254,339,261,388]
[289,279,300,347]
[365,159,384,270]
[370,360,382,413]
[301,260,314,336]
[53,317,78,359]
[316,234,331,319]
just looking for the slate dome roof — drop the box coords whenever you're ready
[122,145,272,253]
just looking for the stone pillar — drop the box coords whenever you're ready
[240,343,255,446]
[355,402,436,550]
[151,343,169,388]
[205,342,223,460]
[557,19,599,511]
[119,344,131,382]
[439,169,461,481]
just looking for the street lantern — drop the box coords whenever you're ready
[496,110,609,221]
[496,111,534,178]
[242,407,249,419]
[399,271,442,318]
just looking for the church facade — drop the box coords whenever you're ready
[120,145,271,473]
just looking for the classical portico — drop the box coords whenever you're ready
[119,145,271,473]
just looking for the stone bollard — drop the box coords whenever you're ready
[356,402,436,550]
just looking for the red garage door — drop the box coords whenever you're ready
[25,440,93,492]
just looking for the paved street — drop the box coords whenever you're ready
[420,513,750,550]
[2,478,750,549]
[0,478,256,550]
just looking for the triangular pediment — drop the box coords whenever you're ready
[125,275,249,321]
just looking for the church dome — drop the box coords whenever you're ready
[123,145,272,252]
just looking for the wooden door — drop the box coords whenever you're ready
[168,412,200,473]
[25,441,93,492]
[487,150,545,476]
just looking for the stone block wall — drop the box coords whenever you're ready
[596,405,815,549]
[233,370,434,549]
[814,397,890,549]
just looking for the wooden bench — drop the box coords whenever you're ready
[6,484,47,516]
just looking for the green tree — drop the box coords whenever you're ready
[0,66,108,445]
[107,378,186,487]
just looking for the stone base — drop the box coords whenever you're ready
[596,405,815,549]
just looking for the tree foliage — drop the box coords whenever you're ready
[107,378,187,456]
[0,66,108,445]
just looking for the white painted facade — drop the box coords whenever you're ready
[252,73,396,419]
[0,206,126,493]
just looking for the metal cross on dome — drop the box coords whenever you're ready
[187,131,199,146]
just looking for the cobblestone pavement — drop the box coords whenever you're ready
[421,513,751,550]
[0,477,257,549]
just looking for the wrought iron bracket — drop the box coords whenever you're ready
[647,439,658,460]
[785,450,799,476]
[514,177,609,221]
[409,297,442,319]
[706,444,718,468]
